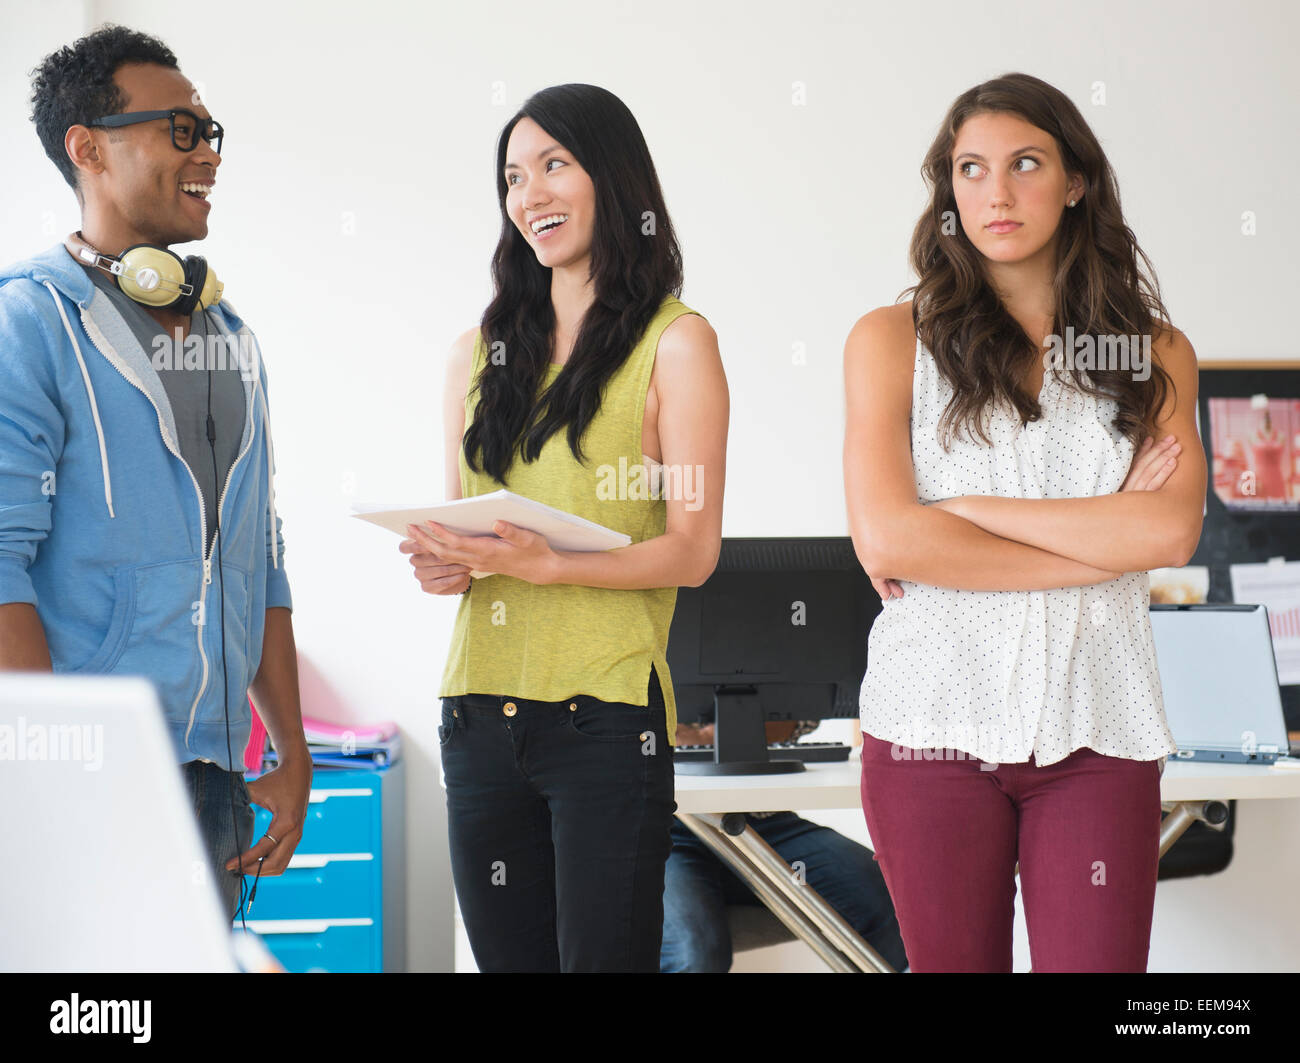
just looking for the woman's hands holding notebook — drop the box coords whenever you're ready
[402,518,561,587]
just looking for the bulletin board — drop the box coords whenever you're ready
[1188,360,1300,728]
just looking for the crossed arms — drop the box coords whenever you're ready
[843,307,1206,595]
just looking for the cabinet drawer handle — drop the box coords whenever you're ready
[243,918,374,935]
[284,852,374,870]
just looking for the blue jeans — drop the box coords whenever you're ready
[440,668,676,971]
[181,759,255,922]
[661,811,910,972]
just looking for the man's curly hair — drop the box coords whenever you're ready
[29,23,178,193]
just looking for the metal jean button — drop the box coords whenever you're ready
[503,701,518,717]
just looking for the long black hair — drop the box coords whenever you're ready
[462,83,684,484]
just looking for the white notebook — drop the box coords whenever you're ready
[352,489,632,578]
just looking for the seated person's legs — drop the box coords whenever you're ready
[660,818,735,972]
[663,811,910,972]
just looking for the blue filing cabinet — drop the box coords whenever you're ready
[234,760,406,972]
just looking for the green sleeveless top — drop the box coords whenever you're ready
[438,295,704,744]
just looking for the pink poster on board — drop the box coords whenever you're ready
[1207,396,1300,511]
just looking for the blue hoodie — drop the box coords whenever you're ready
[0,243,292,770]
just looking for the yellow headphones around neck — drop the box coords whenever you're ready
[66,231,224,315]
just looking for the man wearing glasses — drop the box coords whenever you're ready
[89,104,224,154]
[0,24,310,925]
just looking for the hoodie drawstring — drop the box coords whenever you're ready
[43,282,278,562]
[45,281,115,518]
[250,334,280,570]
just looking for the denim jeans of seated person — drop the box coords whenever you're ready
[439,668,675,972]
[181,759,256,922]
[660,811,910,972]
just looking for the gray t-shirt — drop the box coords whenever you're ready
[84,265,247,554]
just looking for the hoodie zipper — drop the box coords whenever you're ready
[78,308,258,753]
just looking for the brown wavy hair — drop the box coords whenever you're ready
[901,72,1177,451]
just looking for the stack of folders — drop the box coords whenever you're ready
[258,716,402,772]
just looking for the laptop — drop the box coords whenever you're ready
[1149,603,1293,764]
[0,673,246,971]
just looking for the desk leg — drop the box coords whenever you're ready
[675,812,895,973]
[1159,799,1229,857]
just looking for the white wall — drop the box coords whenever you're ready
[2,0,1296,972]
[0,1,92,244]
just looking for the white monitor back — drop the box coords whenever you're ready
[0,673,239,971]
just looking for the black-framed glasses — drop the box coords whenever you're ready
[88,108,223,154]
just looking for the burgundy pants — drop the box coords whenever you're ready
[859,732,1163,972]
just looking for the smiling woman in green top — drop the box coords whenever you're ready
[401,83,727,973]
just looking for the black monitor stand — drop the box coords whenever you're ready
[674,686,805,776]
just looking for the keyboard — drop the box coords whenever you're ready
[673,740,852,764]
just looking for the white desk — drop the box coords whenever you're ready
[672,754,1300,972]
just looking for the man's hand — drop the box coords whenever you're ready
[676,723,715,745]
[226,751,312,876]
[674,721,804,744]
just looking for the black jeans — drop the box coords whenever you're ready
[439,668,676,972]
[180,759,255,921]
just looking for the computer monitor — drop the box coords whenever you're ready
[666,537,880,774]
[0,672,242,971]
[1149,603,1292,762]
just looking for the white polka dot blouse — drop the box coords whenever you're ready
[858,333,1180,767]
